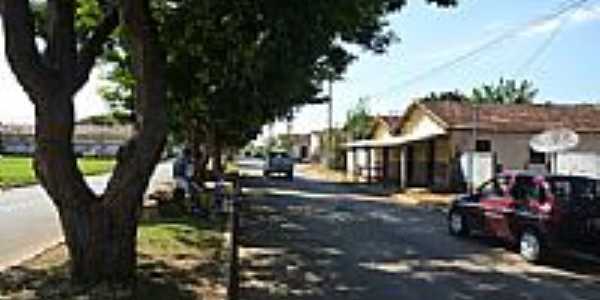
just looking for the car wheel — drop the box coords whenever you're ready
[448,210,469,237]
[263,171,270,178]
[519,229,545,263]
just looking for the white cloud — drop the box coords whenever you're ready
[521,19,563,37]
[570,5,600,22]
[521,5,600,37]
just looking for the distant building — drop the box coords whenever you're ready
[279,133,311,162]
[309,130,325,162]
[0,124,133,157]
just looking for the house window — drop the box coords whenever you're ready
[476,140,492,152]
[529,147,546,164]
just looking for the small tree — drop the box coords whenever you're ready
[344,98,374,140]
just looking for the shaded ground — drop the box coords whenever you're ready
[239,172,600,300]
[0,215,226,300]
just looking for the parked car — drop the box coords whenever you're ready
[448,171,600,262]
[263,151,294,180]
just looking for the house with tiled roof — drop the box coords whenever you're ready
[345,101,600,191]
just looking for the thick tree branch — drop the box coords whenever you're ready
[103,0,168,207]
[1,0,53,101]
[46,0,77,86]
[73,8,119,92]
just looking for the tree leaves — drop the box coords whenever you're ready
[471,78,538,104]
[422,78,538,105]
[344,97,374,140]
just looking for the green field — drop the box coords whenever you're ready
[0,156,115,189]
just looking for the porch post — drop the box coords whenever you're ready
[367,147,372,184]
[400,146,407,190]
[428,139,436,188]
[347,148,354,180]
[350,147,358,181]
[383,147,390,184]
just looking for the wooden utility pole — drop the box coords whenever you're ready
[470,104,479,194]
[328,77,334,167]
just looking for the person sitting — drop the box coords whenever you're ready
[173,148,193,197]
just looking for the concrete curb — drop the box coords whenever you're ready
[0,237,64,273]
[221,217,234,300]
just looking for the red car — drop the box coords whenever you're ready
[448,171,600,262]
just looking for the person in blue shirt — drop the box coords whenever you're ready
[173,148,193,193]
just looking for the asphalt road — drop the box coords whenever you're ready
[0,161,173,271]
[238,161,600,300]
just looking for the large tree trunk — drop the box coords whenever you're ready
[2,0,166,284]
[59,198,140,283]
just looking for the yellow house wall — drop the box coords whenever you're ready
[400,108,446,137]
[372,119,392,140]
[397,106,452,189]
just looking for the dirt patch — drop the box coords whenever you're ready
[393,189,456,209]
[297,164,350,183]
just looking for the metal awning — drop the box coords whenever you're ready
[343,132,445,149]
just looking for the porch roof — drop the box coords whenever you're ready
[343,132,444,149]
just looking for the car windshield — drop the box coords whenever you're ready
[547,176,598,202]
[269,152,289,159]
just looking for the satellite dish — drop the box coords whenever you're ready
[530,128,579,153]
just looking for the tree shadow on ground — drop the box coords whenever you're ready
[0,217,225,300]
[238,175,600,300]
[244,174,403,196]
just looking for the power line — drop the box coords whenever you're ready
[370,0,591,99]
[516,0,599,77]
[514,16,567,78]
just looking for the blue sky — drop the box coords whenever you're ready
[2,1,600,136]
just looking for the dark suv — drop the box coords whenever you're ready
[448,171,600,262]
[263,151,294,180]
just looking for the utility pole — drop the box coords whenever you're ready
[470,104,479,194]
[327,76,334,168]
[286,111,294,154]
